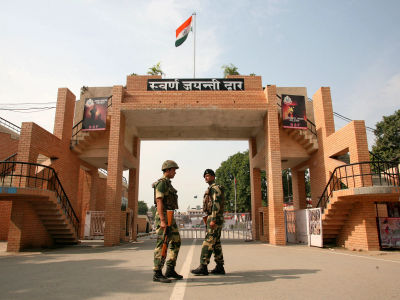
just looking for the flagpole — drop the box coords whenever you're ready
[192,12,196,78]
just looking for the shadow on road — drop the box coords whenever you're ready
[187,268,320,287]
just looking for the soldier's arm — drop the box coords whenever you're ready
[155,180,167,228]
[156,198,167,228]
[209,187,222,228]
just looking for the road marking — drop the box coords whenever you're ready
[170,239,196,300]
[263,244,400,264]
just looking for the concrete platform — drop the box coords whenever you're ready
[0,239,399,299]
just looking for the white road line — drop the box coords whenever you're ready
[170,239,196,300]
[263,244,400,264]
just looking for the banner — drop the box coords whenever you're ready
[82,97,108,131]
[147,78,244,91]
[281,94,307,129]
[378,217,400,248]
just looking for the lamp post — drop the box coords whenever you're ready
[234,175,237,217]
[229,173,237,220]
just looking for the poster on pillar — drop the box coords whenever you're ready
[307,208,323,247]
[82,97,108,131]
[281,94,307,129]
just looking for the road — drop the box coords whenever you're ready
[0,238,399,300]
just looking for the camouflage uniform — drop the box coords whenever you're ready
[200,182,224,265]
[153,176,181,271]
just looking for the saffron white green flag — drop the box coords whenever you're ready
[175,16,192,47]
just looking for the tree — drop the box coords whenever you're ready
[221,63,239,77]
[215,150,266,212]
[147,62,165,77]
[371,110,400,161]
[138,200,149,215]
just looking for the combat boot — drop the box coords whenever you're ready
[165,266,183,280]
[210,263,225,275]
[153,270,172,283]
[190,264,208,276]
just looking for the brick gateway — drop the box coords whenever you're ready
[0,75,399,252]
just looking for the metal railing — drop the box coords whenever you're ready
[0,153,17,176]
[0,161,79,235]
[0,116,21,135]
[71,96,112,147]
[175,212,252,240]
[317,161,400,212]
[276,94,317,137]
[98,168,128,186]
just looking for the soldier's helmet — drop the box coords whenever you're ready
[203,169,215,178]
[162,160,179,171]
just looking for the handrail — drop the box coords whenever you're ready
[317,160,400,212]
[0,116,21,135]
[0,153,17,177]
[71,95,112,147]
[276,94,317,137]
[3,153,17,162]
[0,161,80,236]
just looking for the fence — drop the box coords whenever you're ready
[176,212,252,241]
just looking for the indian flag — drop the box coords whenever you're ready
[175,16,192,47]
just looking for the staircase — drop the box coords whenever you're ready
[0,116,21,140]
[70,129,105,154]
[0,161,79,246]
[283,126,318,154]
[317,160,400,245]
[320,194,354,244]
[31,193,78,244]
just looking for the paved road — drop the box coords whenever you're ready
[0,239,399,300]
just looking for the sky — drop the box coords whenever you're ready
[1,0,399,210]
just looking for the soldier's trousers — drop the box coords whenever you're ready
[200,222,224,265]
[153,212,181,271]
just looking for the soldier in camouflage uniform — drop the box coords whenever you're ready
[191,169,226,276]
[152,160,182,283]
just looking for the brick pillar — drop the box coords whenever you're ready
[313,87,335,139]
[129,136,140,241]
[264,85,286,245]
[250,167,262,240]
[310,87,335,206]
[249,138,262,240]
[292,169,307,210]
[350,121,372,187]
[104,86,125,247]
[128,168,138,241]
[17,123,38,188]
[53,88,76,146]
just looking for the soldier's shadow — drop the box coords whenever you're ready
[186,268,319,286]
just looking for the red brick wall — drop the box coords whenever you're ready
[0,132,19,160]
[337,198,380,251]
[7,201,53,251]
[0,201,12,240]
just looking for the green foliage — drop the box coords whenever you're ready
[138,200,149,215]
[149,205,157,218]
[249,73,256,76]
[215,150,267,212]
[221,63,239,77]
[371,110,400,161]
[147,62,165,77]
[129,72,137,76]
[305,168,311,198]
